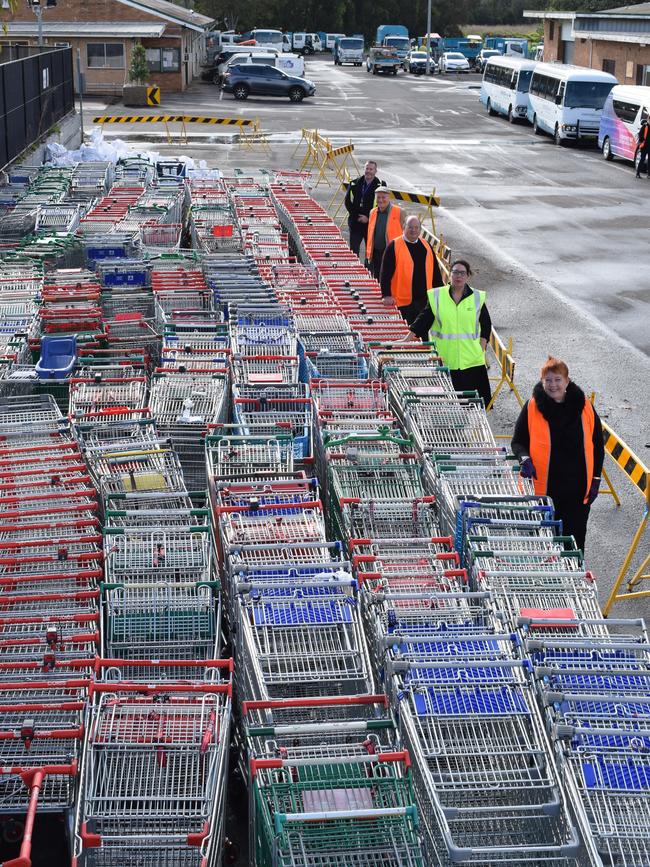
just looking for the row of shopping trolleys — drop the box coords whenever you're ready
[249,181,650,867]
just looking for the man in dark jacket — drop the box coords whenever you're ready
[344,161,384,257]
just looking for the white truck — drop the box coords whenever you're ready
[334,36,364,66]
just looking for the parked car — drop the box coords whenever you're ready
[405,50,438,74]
[221,64,316,102]
[440,52,471,74]
[476,49,501,72]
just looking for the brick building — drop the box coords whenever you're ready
[0,0,214,94]
[524,3,650,85]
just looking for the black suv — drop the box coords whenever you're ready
[221,64,316,102]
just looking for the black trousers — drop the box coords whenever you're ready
[450,365,492,408]
[637,149,650,176]
[551,495,591,553]
[348,222,368,257]
[367,248,385,280]
[398,301,427,328]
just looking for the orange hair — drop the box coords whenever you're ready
[540,356,569,379]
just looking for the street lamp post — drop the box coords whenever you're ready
[425,0,432,75]
[27,0,47,49]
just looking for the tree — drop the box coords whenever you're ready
[128,42,149,85]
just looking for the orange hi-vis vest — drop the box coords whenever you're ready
[527,398,595,504]
[389,236,434,307]
[366,204,402,260]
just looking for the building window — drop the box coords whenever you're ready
[602,58,616,75]
[549,21,555,41]
[87,43,124,69]
[161,48,180,72]
[145,48,162,72]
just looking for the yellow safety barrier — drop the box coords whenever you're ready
[602,424,650,615]
[238,118,271,153]
[297,130,360,189]
[485,329,524,412]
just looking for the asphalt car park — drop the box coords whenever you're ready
[85,56,650,615]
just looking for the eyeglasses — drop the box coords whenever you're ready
[450,270,467,275]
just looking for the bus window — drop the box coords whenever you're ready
[518,69,533,92]
[556,81,565,105]
[613,99,640,123]
[565,80,615,109]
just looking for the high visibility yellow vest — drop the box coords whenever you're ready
[426,285,486,370]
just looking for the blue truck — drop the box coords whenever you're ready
[375,25,410,64]
[484,37,530,58]
[428,36,482,67]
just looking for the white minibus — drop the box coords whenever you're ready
[599,84,650,165]
[527,62,617,145]
[249,29,284,54]
[480,56,537,123]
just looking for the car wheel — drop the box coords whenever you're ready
[554,124,564,146]
[533,115,543,136]
[233,84,249,100]
[487,98,496,117]
[392,67,397,75]
[288,86,305,102]
[212,72,220,85]
[602,136,613,161]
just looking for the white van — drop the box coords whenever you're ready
[480,56,537,123]
[599,84,650,164]
[292,33,323,54]
[527,62,617,144]
[223,51,305,79]
[217,46,279,78]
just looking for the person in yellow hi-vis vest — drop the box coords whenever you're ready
[365,188,404,279]
[405,258,492,407]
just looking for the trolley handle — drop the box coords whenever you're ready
[274,805,418,832]
[250,749,410,776]
[241,694,388,715]
[89,681,232,697]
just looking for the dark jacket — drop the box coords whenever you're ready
[344,175,384,226]
[511,381,605,502]
[638,121,650,152]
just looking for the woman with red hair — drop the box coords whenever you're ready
[511,356,604,552]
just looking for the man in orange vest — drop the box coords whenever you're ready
[379,215,443,325]
[365,189,404,279]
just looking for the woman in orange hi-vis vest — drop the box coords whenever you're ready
[511,356,605,552]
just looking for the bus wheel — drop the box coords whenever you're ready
[602,137,613,161]
[533,115,543,136]
[486,98,496,116]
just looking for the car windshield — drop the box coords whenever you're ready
[564,81,615,108]
[412,52,427,59]
[517,69,533,92]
